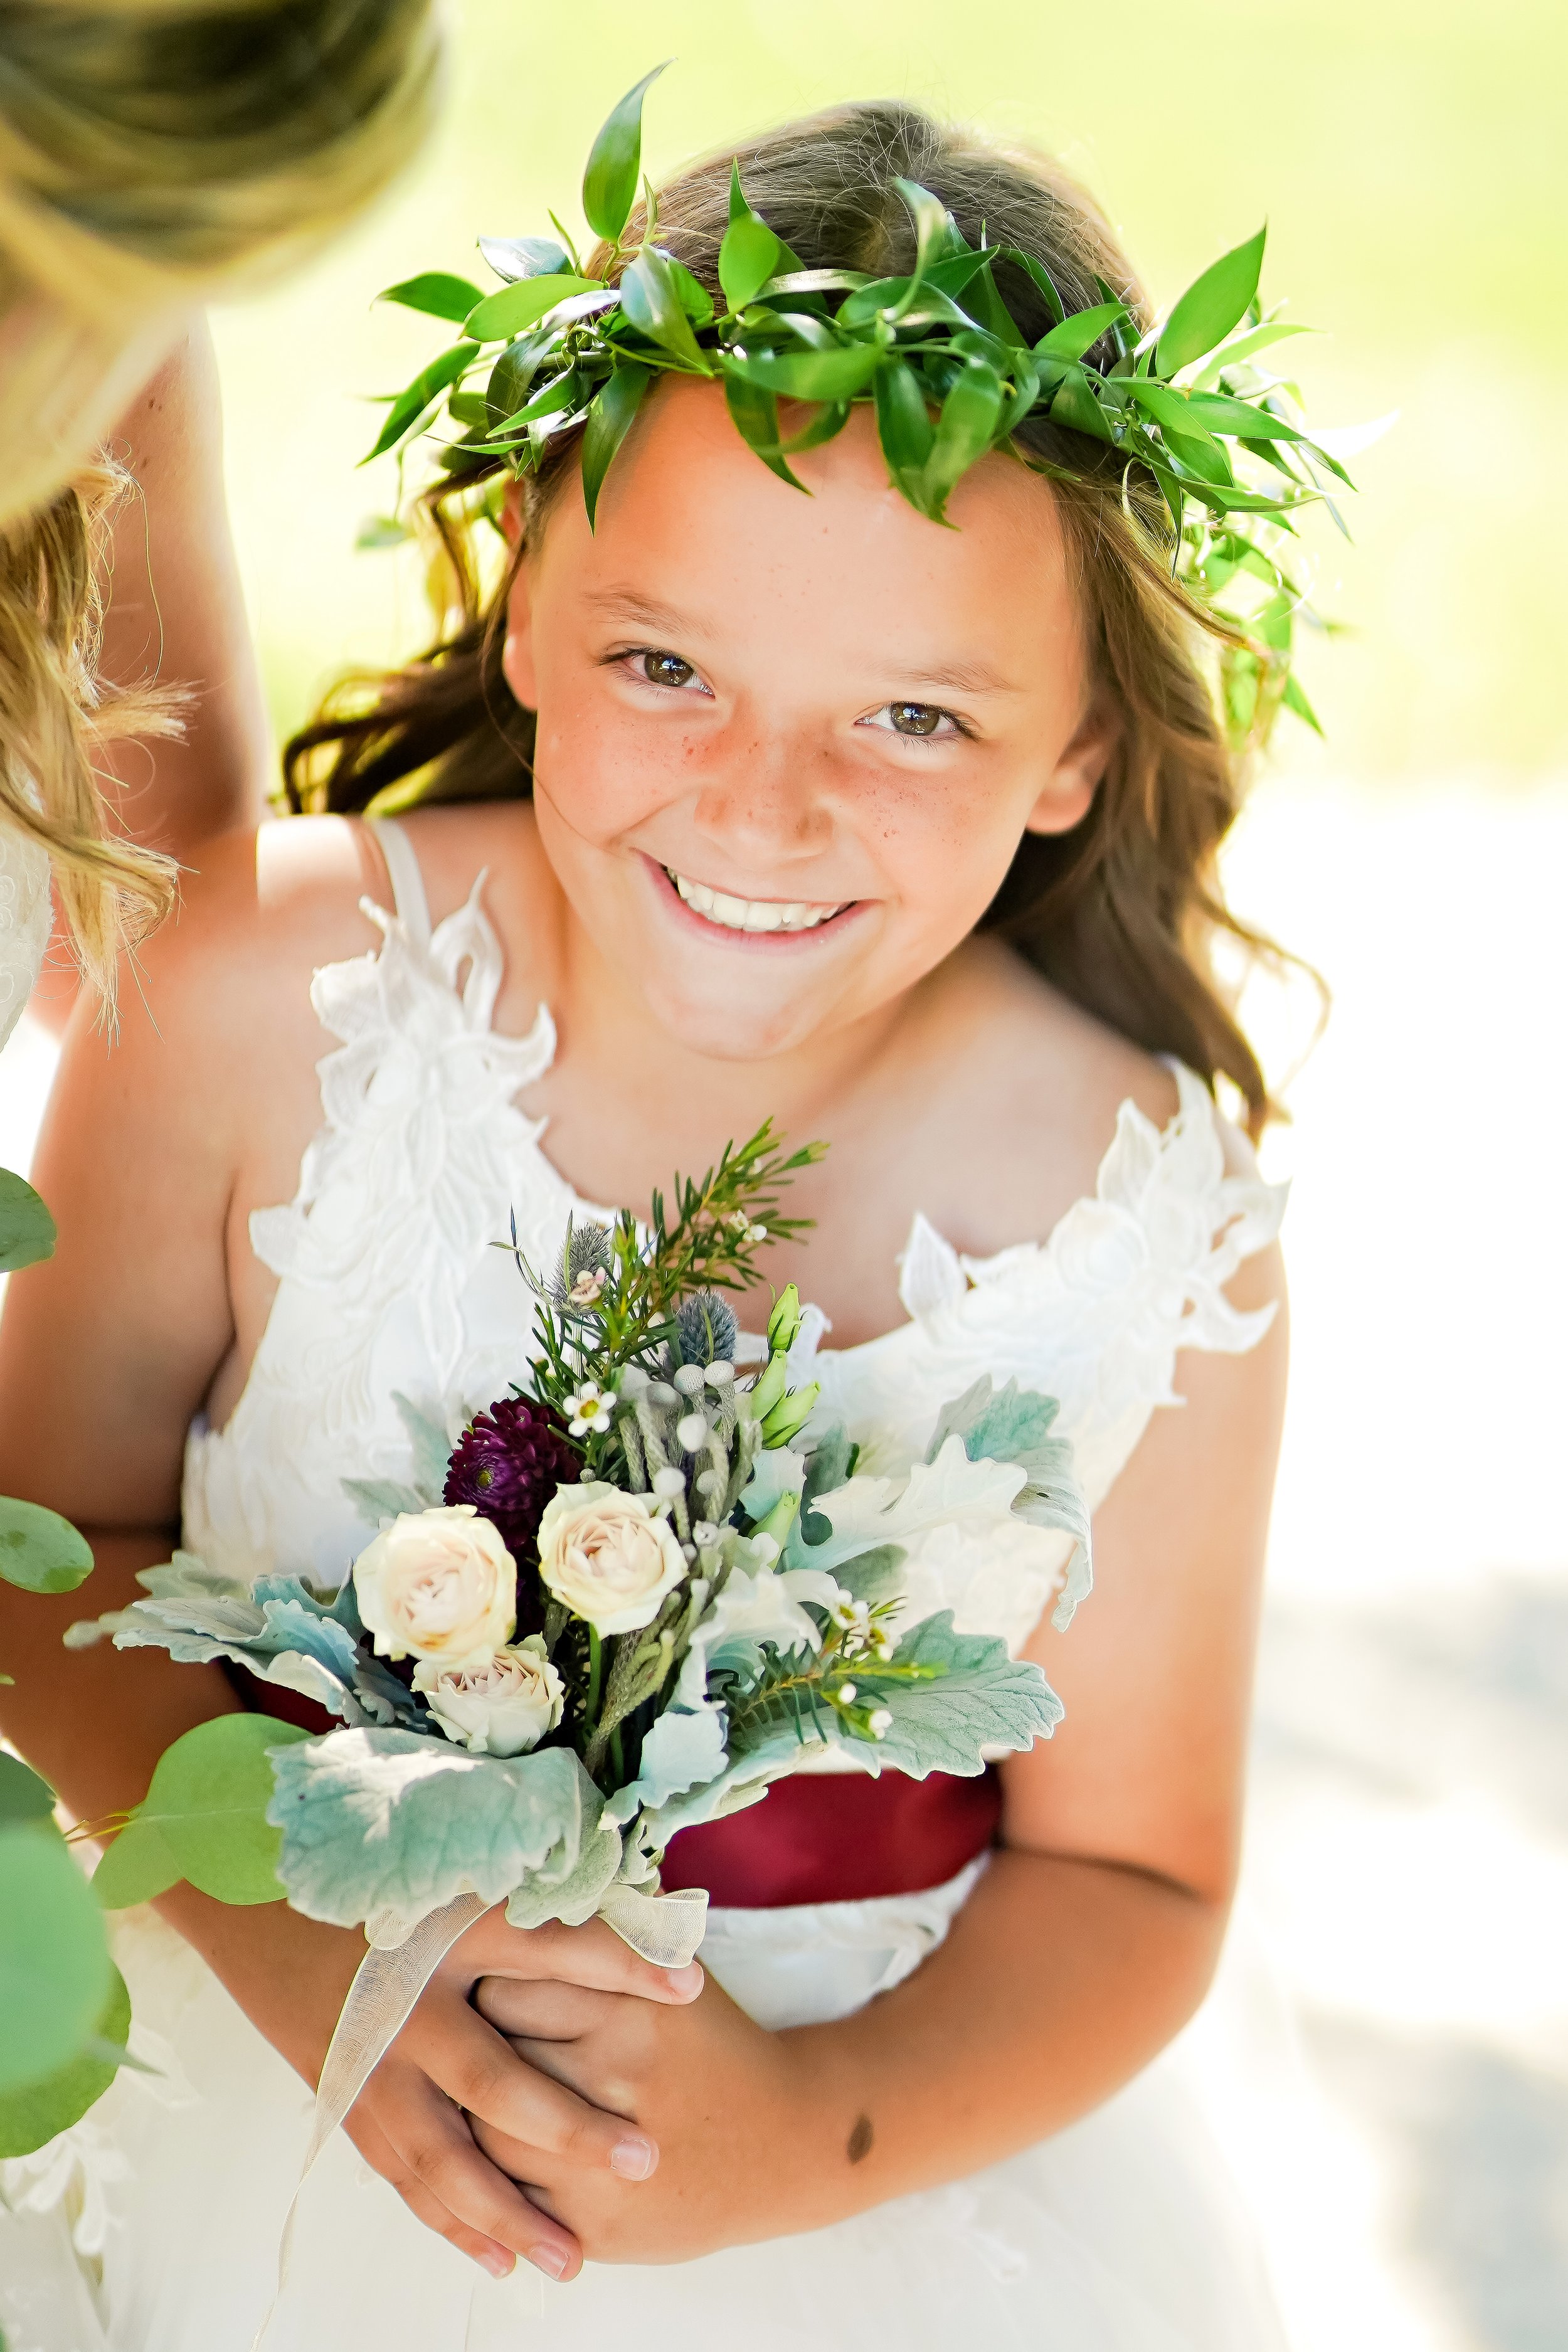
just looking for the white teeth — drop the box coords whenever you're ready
[669,870,846,933]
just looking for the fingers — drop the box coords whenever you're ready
[347,2109,516,2279]
[415,1990,657,2184]
[470,2106,657,2190]
[363,2056,584,2280]
[473,1976,615,2040]
[446,1909,704,2006]
[350,2067,583,2282]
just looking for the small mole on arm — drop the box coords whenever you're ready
[846,2113,874,2164]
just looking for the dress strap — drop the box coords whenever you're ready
[365,815,432,948]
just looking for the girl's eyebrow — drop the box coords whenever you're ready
[901,657,1019,697]
[586,586,697,635]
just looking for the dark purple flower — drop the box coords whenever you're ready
[443,1396,581,1569]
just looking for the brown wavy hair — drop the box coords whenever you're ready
[285,100,1293,1134]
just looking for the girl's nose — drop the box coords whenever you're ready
[687,719,837,865]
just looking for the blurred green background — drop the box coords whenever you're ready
[211,0,1568,785]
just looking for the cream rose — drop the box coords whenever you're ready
[536,1481,687,1635]
[351,1505,516,1667]
[412,1637,564,1756]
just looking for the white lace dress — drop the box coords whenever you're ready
[0,818,1290,2352]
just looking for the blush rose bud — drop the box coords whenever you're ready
[351,1505,517,1668]
[536,1482,688,1634]
[412,1638,565,1756]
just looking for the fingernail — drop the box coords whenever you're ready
[529,2243,569,2280]
[665,1962,704,1998]
[477,2249,514,2279]
[610,2133,657,2180]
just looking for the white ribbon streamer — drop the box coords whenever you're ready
[251,1880,709,2349]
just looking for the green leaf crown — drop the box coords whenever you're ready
[368,63,1351,744]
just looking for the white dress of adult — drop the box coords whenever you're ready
[0,816,1290,2352]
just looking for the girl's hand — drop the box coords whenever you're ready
[469,1966,818,2264]
[342,1909,704,2281]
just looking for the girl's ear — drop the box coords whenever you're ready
[1023,691,1121,837]
[500,505,539,710]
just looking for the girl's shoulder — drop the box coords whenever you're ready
[894,937,1261,1263]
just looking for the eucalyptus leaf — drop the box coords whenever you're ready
[0,1498,93,1594]
[581,61,670,245]
[0,1751,55,1825]
[0,1824,112,2094]
[1157,226,1267,376]
[91,1814,181,1909]
[378,272,482,324]
[135,1714,311,1906]
[0,1167,55,1271]
[0,1963,130,2154]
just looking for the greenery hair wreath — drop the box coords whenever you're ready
[366,63,1353,744]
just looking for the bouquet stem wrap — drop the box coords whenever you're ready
[252,1882,709,2349]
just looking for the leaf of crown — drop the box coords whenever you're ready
[363,66,1361,747]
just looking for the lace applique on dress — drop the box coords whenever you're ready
[182,861,593,1588]
[183,829,1285,1648]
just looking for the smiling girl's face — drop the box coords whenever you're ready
[502,379,1116,1063]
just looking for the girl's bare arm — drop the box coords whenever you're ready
[0,834,694,2286]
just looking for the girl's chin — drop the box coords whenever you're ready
[632,977,847,1063]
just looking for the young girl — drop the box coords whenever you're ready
[0,100,1291,2351]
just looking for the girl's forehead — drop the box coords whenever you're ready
[541,379,1079,660]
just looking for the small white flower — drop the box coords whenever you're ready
[747,1223,768,1243]
[652,1466,687,1498]
[868,1707,893,1737]
[835,1681,858,1705]
[692,1520,721,1547]
[563,1379,618,1436]
[675,1411,709,1452]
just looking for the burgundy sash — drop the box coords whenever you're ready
[235,1669,1000,1909]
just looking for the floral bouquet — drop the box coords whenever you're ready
[76,1126,1086,1963]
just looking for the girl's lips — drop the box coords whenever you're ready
[638,854,867,949]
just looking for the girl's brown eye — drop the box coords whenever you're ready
[643,651,694,689]
[889,701,943,736]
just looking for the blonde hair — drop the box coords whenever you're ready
[0,0,441,1000]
